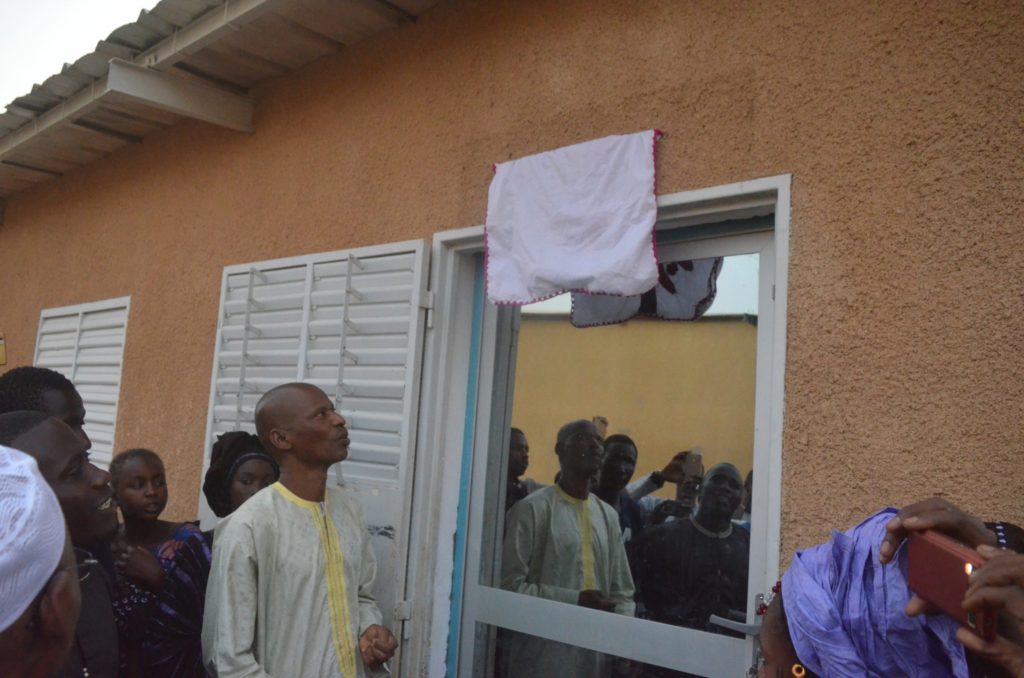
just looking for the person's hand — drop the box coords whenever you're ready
[112,541,164,589]
[880,498,996,565]
[358,624,397,667]
[964,547,1024,630]
[648,500,688,526]
[578,589,615,612]
[956,627,1024,677]
[658,452,691,484]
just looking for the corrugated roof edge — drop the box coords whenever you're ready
[0,0,225,141]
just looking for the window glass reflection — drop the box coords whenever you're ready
[494,254,759,672]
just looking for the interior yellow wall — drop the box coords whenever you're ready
[511,315,756,498]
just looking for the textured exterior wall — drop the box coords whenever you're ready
[0,0,1021,560]
[512,316,756,497]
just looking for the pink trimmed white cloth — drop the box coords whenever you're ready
[485,130,662,305]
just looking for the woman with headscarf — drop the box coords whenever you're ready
[140,432,278,676]
[757,504,1023,678]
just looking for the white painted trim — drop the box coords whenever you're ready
[36,295,132,320]
[476,588,742,675]
[427,173,793,676]
[106,59,254,133]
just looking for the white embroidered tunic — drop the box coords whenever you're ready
[202,482,384,678]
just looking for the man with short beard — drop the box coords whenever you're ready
[202,383,396,677]
[0,411,120,677]
[500,419,635,678]
[636,464,749,661]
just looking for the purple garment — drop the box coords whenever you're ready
[782,508,968,678]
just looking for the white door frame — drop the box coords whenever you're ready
[412,174,791,676]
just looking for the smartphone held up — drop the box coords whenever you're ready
[907,530,997,641]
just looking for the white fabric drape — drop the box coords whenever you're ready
[485,130,661,305]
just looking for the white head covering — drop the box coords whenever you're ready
[0,445,65,632]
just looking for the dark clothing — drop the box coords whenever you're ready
[615,491,646,544]
[986,521,1024,553]
[597,490,646,573]
[636,517,749,632]
[143,530,214,677]
[113,522,205,675]
[59,550,119,678]
[635,517,749,678]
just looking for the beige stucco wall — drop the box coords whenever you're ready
[512,316,756,497]
[1,0,1021,560]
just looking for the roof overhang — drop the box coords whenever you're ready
[0,0,437,198]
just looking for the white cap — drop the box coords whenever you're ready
[0,445,65,632]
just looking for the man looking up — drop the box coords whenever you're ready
[202,383,397,677]
[636,463,749,661]
[0,411,119,677]
[0,366,91,450]
[0,445,83,678]
[505,427,542,512]
[501,419,635,678]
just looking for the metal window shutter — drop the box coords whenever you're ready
[34,298,130,468]
[205,240,428,648]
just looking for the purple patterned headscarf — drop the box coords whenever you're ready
[781,508,969,678]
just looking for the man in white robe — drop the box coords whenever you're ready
[500,419,635,678]
[202,383,397,677]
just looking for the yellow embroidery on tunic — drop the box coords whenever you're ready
[555,486,597,590]
[273,483,358,678]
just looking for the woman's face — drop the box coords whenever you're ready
[115,456,167,522]
[228,458,277,513]
[757,595,806,678]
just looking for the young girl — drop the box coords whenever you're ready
[110,448,202,675]
[142,432,279,676]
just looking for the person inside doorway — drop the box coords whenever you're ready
[506,427,543,512]
[594,434,646,557]
[202,383,396,677]
[500,419,635,678]
[0,411,120,677]
[636,464,749,648]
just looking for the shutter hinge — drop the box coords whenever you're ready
[771,284,775,301]
[394,599,412,620]
[421,290,435,329]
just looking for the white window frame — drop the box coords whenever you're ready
[33,295,132,468]
[415,174,791,676]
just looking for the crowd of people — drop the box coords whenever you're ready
[500,420,1024,678]
[1,365,1023,678]
[0,367,396,677]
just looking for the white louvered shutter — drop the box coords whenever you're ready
[204,240,429,652]
[33,297,131,468]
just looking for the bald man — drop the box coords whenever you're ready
[202,383,396,677]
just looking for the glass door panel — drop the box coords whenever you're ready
[461,230,777,677]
